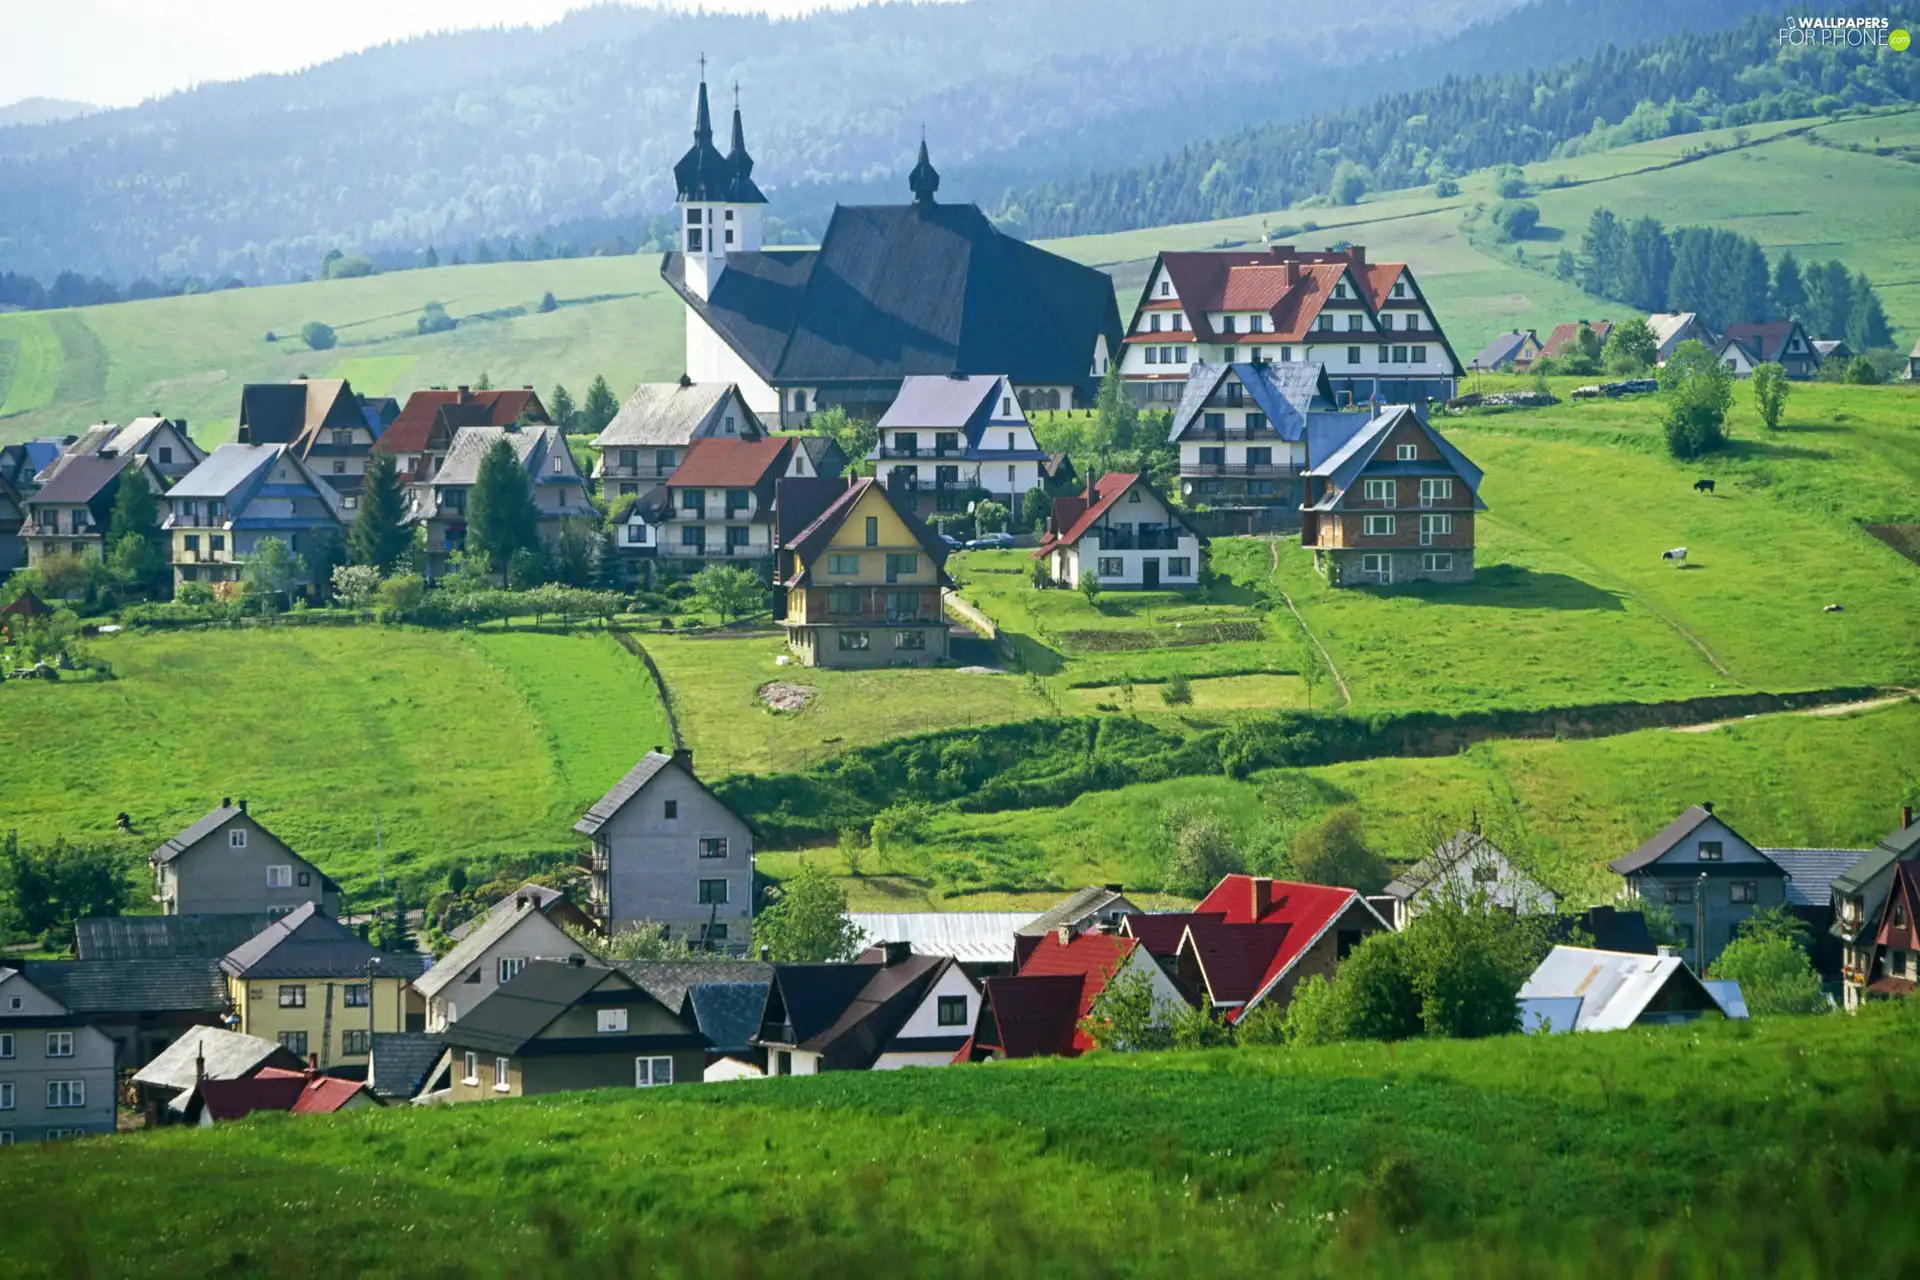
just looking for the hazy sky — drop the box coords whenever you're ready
[1,0,878,109]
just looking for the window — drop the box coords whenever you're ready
[705,923,729,943]
[700,837,729,859]
[1393,281,1407,298]
[1174,346,1187,363]
[661,798,679,822]
[1097,557,1124,577]
[698,878,730,905]
[1664,885,1694,905]
[498,956,527,985]
[229,827,247,849]
[864,516,878,547]
[1149,314,1162,333]
[838,630,870,651]
[828,552,860,575]
[345,984,370,1008]
[333,461,346,475]
[1145,347,1159,365]
[1245,412,1267,432]
[267,865,293,888]
[298,871,311,888]
[463,1052,480,1083]
[1362,479,1393,503]
[937,995,968,1027]
[1421,552,1453,573]
[1897,902,1909,929]
[726,525,751,551]
[657,449,677,473]
[1362,515,1396,537]
[1378,314,1392,331]
[342,1029,371,1056]
[1316,315,1333,332]
[1333,282,1347,299]
[1419,514,1452,545]
[279,985,307,1009]
[1348,346,1361,365]
[1412,346,1428,363]
[895,630,927,651]
[267,906,297,919]
[635,1056,673,1087]
[1419,478,1452,506]
[344,495,358,510]
[0,1033,12,1058]
[1698,841,1723,861]
[159,446,173,464]
[1896,951,1911,978]
[45,1031,73,1058]
[1222,347,1235,363]
[1396,444,1418,461]
[0,1083,10,1110]
[184,534,199,552]
[1159,280,1170,297]
[1168,557,1192,577]
[1730,882,1758,904]
[1358,553,1390,584]
[276,1031,308,1057]
[332,430,354,447]
[598,1008,629,1033]
[679,488,704,513]
[827,588,861,615]
[1220,315,1235,335]
[494,1058,511,1092]
[47,1080,85,1109]
[1346,315,1362,332]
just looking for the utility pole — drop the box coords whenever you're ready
[1696,870,1708,972]
[375,811,384,893]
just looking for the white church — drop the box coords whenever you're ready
[661,74,1124,428]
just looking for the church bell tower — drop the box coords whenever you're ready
[675,63,767,300]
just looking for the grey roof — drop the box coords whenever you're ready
[222,903,425,980]
[133,1026,295,1092]
[416,893,595,1000]
[1303,406,1486,510]
[849,912,1032,966]
[432,424,565,488]
[1607,805,1781,877]
[575,751,676,836]
[1765,847,1872,907]
[794,434,849,479]
[1384,832,1505,899]
[1015,886,1136,937]
[165,443,279,500]
[1701,980,1750,1020]
[1305,411,1370,469]
[759,949,954,1069]
[25,452,132,507]
[443,960,699,1057]
[1517,946,1721,1032]
[368,1032,445,1100]
[596,382,752,448]
[683,982,772,1054]
[153,803,249,865]
[447,882,576,942]
[1169,361,1340,445]
[21,957,229,1014]
[75,914,276,962]
[618,960,775,1014]
[876,374,999,430]
[1468,331,1531,370]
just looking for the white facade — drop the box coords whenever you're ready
[686,309,782,417]
[1045,481,1201,590]
[871,964,979,1071]
[420,910,591,1033]
[875,376,1045,510]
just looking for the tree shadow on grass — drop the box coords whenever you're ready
[1721,438,1834,463]
[1392,563,1627,611]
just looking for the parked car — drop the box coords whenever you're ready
[966,532,1016,550]
[939,533,965,551]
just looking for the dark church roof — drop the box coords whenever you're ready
[674,78,733,202]
[726,100,766,205]
[663,199,1122,391]
[908,138,940,204]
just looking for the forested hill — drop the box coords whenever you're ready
[0,0,1778,287]
[999,0,1919,240]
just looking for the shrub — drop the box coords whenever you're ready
[375,573,427,618]
[1288,808,1388,892]
[538,291,558,314]
[1489,199,1539,241]
[1078,570,1101,606]
[330,564,381,611]
[1159,799,1242,896]
[301,321,337,351]
[1432,177,1460,198]
[1709,906,1827,1015]
[1751,362,1790,430]
[1845,354,1881,384]
[1658,339,1733,460]
[416,301,457,335]
[1161,671,1192,706]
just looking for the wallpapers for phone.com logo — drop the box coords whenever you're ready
[1779,15,1909,48]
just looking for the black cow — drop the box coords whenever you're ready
[1694,478,1715,494]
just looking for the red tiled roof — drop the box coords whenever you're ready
[1149,246,1412,345]
[1120,912,1216,959]
[978,973,1088,1059]
[377,388,544,456]
[666,435,794,489]
[1033,473,1139,557]
[290,1075,376,1115]
[1189,875,1370,1021]
[196,1066,375,1119]
[1722,321,1803,364]
[1539,321,1613,361]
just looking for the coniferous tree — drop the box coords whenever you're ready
[466,438,540,585]
[1736,241,1773,328]
[1772,252,1806,320]
[549,384,578,433]
[105,470,166,597]
[1578,209,1623,299]
[1845,277,1892,353]
[350,451,410,571]
[582,376,620,436]
[1621,216,1672,313]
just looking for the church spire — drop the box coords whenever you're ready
[726,81,767,205]
[673,59,731,202]
[908,133,940,205]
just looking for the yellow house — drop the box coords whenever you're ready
[220,903,425,1068]
[776,476,953,667]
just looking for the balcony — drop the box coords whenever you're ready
[1091,529,1185,552]
[1181,461,1301,479]
[1182,425,1279,442]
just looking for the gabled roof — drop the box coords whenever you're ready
[663,200,1123,389]
[133,1026,301,1092]
[1016,886,1137,937]
[431,424,572,489]
[1644,313,1707,349]
[22,956,228,1014]
[794,434,848,478]
[237,378,364,451]
[1539,321,1612,361]
[164,443,277,501]
[875,374,1000,431]
[0,588,50,618]
[24,452,133,507]
[665,435,793,490]
[446,882,590,942]
[849,912,1032,967]
[594,382,757,449]
[760,949,954,1069]
[1723,320,1808,363]
[1714,334,1763,367]
[442,960,691,1057]
[151,802,299,867]
[576,750,749,839]
[1187,875,1384,1021]
[1874,862,1920,948]
[977,973,1087,1059]
[74,914,276,962]
[194,1068,379,1120]
[221,903,411,980]
[1178,917,1298,1008]
[618,960,776,1014]
[379,388,546,457]
[778,476,953,589]
[1607,805,1783,877]
[774,476,855,551]
[1118,911,1208,958]
[1518,945,1727,1032]
[416,891,595,1000]
[1301,406,1486,511]
[682,982,773,1055]
[1767,847,1871,908]
[1168,361,1340,445]
[368,1032,446,1100]
[1833,819,1920,897]
[1035,473,1203,559]
[1468,331,1534,369]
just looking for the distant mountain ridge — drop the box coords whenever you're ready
[0,97,95,129]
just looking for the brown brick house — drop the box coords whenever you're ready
[1300,404,1485,587]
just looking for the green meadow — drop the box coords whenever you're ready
[4,1005,1918,1278]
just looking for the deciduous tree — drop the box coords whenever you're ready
[690,564,764,624]
[755,864,861,962]
[1750,362,1790,431]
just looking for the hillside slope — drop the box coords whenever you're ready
[2,1008,1917,1277]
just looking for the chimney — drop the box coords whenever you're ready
[1657,945,1678,959]
[194,1045,206,1088]
[678,373,693,388]
[566,954,586,967]
[308,1052,319,1072]
[1268,244,1295,258]
[1345,245,1366,270]
[1904,805,1914,830]
[1250,876,1274,919]
[222,796,232,809]
[671,746,695,776]
[238,799,247,815]
[1703,802,1715,816]
[457,385,471,403]
[516,895,531,911]
[1055,925,1073,946]
[1282,260,1298,288]
[760,945,771,962]
[883,940,912,966]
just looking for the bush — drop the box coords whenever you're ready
[301,321,337,351]
[375,574,427,618]
[1489,199,1539,241]
[538,291,558,314]
[1288,808,1388,893]
[1845,354,1881,384]
[1658,339,1733,460]
[417,301,457,335]
[1709,906,1827,1015]
[1159,799,1242,896]
[1161,672,1192,706]
[1432,177,1460,198]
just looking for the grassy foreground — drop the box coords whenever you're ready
[4,1005,1917,1277]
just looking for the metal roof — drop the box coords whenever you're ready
[21,957,229,1014]
[1517,946,1720,1032]
[1766,847,1871,907]
[574,751,675,836]
[416,895,597,999]
[619,960,774,1013]
[848,912,1033,966]
[25,452,132,506]
[75,914,276,962]
[683,982,772,1054]
[221,903,423,980]
[595,382,755,448]
[1016,886,1136,937]
[164,443,279,499]
[875,374,999,431]
[133,1026,298,1092]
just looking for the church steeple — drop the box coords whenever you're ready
[675,62,765,302]
[673,59,731,202]
[908,134,940,205]
[725,82,767,205]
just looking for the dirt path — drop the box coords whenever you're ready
[1671,689,1916,733]
[1266,538,1352,709]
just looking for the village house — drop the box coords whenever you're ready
[177,1066,382,1125]
[0,472,23,577]
[1012,886,1143,967]
[576,749,755,951]
[1714,333,1764,377]
[0,438,70,499]
[1538,319,1612,363]
[40,417,205,486]
[1117,244,1462,408]
[1466,329,1541,373]
[1517,946,1743,1033]
[219,904,427,1068]
[440,959,709,1101]
[617,960,775,1079]
[593,379,765,499]
[1720,320,1820,378]
[163,443,348,592]
[775,474,953,668]
[1300,404,1485,587]
[149,799,342,919]
[1832,808,1920,1010]
[1381,832,1559,931]
[964,929,1187,1061]
[367,1032,450,1102]
[849,913,1035,977]
[413,423,592,579]
[1905,337,1919,381]
[1811,339,1852,366]
[374,386,550,485]
[1644,314,1716,365]
[1034,472,1205,591]
[0,966,119,1144]
[756,944,979,1074]
[637,433,810,567]
[415,886,600,1032]
[664,75,1121,425]
[869,374,1048,522]
[18,955,232,1072]
[1862,860,1920,1002]
[1166,361,1362,523]
[446,882,595,944]
[19,452,165,569]
[235,377,379,502]
[130,1025,306,1126]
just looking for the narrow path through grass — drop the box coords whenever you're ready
[1265,536,1352,707]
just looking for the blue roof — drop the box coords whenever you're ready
[1305,411,1369,467]
[24,440,64,473]
[166,443,278,501]
[1169,361,1341,445]
[1304,405,1486,510]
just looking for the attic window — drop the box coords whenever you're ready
[724,415,736,433]
[1333,283,1347,299]
[1159,281,1170,297]
[1127,489,1141,503]
[1698,841,1723,861]
[1393,282,1407,298]
[1396,444,1418,461]
[229,828,247,849]
[1001,397,1011,416]
[664,799,678,820]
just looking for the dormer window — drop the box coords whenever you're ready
[1159,281,1170,297]
[1002,397,1011,415]
[1392,282,1407,298]
[724,415,736,433]
[1221,316,1236,335]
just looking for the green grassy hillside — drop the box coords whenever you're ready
[4,110,1913,448]
[4,1006,1918,1278]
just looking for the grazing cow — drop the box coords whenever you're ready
[1662,547,1688,566]
[1694,478,1716,494]
[1824,603,1844,613]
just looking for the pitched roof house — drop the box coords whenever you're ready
[869,373,1051,520]
[1831,808,1920,1010]
[1118,244,1462,408]
[74,914,277,962]
[1721,320,1819,378]
[1539,319,1612,362]
[1517,946,1739,1033]
[367,1031,449,1101]
[42,416,204,484]
[440,959,709,1100]
[413,423,592,578]
[1866,861,1920,1000]
[0,438,70,497]
[756,944,979,1073]
[1167,876,1389,1023]
[446,882,594,942]
[665,75,1122,427]
[849,912,1034,972]
[376,386,550,483]
[0,966,119,1143]
[965,929,1187,1061]
[1300,404,1485,588]
[593,380,765,497]
[0,471,24,578]
[1034,471,1205,591]
[149,799,342,919]
[162,443,348,591]
[130,1025,305,1123]
[20,956,233,1068]
[775,475,953,667]
[19,452,164,571]
[644,434,806,566]
[1467,329,1542,372]
[1643,314,1716,364]
[1714,333,1763,376]
[182,1065,382,1125]
[415,886,600,1032]
[236,377,377,496]
[1166,361,1363,519]
[1381,832,1559,930]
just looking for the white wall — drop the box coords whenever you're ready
[889,965,979,1043]
[426,911,590,1032]
[686,311,780,415]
